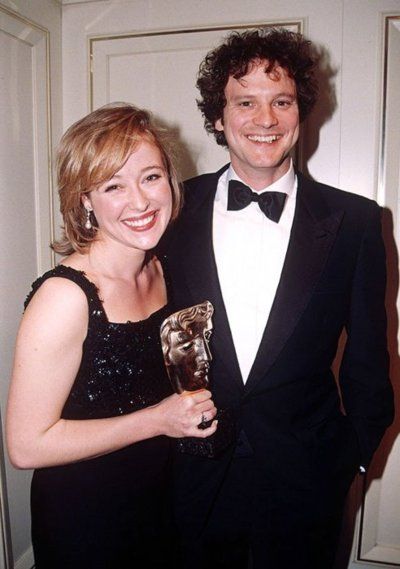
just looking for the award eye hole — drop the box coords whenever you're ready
[204,331,212,341]
[181,342,193,352]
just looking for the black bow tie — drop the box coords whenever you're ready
[227,180,287,223]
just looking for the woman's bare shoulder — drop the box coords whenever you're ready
[23,275,89,341]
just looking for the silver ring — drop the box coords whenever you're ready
[198,413,208,429]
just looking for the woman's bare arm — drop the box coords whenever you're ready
[6,278,217,469]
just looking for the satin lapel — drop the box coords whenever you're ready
[178,170,244,389]
[244,174,344,393]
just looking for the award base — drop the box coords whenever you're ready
[176,409,235,458]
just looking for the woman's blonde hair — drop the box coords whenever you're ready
[52,103,182,255]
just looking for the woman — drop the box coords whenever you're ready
[6,104,217,568]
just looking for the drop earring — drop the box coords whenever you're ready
[85,208,92,230]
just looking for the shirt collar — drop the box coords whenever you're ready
[227,159,296,197]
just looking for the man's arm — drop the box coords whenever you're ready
[339,202,394,468]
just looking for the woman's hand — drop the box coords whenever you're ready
[6,276,217,470]
[153,390,218,438]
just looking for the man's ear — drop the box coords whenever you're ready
[81,195,92,211]
[215,118,224,132]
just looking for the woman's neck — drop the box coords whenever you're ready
[69,240,153,282]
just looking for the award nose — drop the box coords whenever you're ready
[193,338,211,363]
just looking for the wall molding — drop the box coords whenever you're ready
[88,20,304,179]
[358,16,400,559]
[377,14,400,241]
[88,19,303,111]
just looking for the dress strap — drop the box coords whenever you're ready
[24,265,108,323]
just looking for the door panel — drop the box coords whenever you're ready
[90,22,301,180]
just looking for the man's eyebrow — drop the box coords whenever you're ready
[273,91,297,99]
[230,94,256,102]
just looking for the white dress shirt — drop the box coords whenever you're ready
[213,162,297,383]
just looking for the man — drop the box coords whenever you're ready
[163,28,394,569]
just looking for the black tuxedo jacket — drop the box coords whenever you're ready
[163,166,394,532]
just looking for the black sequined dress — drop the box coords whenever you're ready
[27,265,174,569]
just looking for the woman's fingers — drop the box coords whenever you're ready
[192,419,218,438]
[156,391,218,438]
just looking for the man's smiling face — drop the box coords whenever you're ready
[215,60,300,190]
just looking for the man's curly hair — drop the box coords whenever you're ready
[196,27,319,146]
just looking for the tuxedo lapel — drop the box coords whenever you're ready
[245,174,344,393]
[176,168,244,389]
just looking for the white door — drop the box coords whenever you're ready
[90,22,302,180]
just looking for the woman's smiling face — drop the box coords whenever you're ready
[83,139,172,253]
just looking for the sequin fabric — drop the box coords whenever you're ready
[25,264,173,420]
[27,264,176,568]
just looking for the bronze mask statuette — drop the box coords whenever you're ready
[160,302,234,457]
[161,301,213,394]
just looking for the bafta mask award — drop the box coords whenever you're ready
[160,301,234,458]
